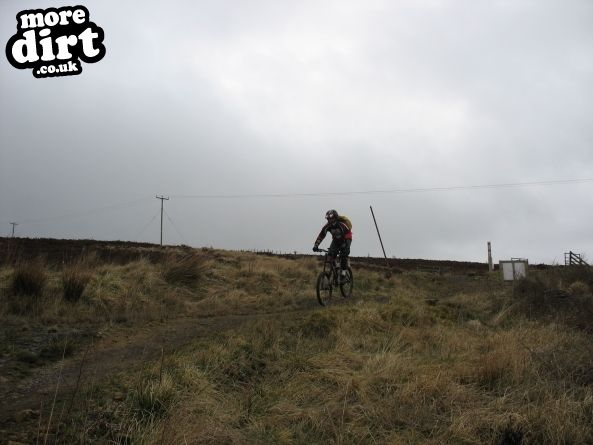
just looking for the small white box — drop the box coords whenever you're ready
[499,259,528,281]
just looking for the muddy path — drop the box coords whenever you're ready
[0,302,325,424]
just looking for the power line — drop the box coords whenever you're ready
[3,177,592,232]
[164,210,189,245]
[135,210,161,241]
[170,178,593,200]
[17,198,152,224]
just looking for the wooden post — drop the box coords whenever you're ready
[487,241,493,271]
[155,195,169,246]
[370,206,387,259]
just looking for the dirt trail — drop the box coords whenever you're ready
[0,307,316,423]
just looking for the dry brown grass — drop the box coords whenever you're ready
[131,301,587,444]
[162,252,206,287]
[3,248,593,444]
[186,253,318,317]
[10,258,47,297]
[1,258,48,316]
[61,260,92,303]
[138,263,592,444]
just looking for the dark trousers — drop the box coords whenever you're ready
[328,239,351,269]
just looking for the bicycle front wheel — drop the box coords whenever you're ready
[339,267,353,298]
[316,272,333,306]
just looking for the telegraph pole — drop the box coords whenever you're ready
[155,196,169,246]
[9,222,18,238]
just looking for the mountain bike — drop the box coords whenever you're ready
[315,248,353,306]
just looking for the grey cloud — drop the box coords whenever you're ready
[1,0,592,263]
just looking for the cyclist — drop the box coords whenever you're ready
[312,210,352,281]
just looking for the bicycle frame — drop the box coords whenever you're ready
[319,250,341,285]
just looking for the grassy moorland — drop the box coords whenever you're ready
[0,243,592,444]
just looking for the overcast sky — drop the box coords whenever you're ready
[1,0,592,263]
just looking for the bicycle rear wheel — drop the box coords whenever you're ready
[316,272,333,306]
[339,267,353,298]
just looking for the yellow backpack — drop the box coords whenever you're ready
[338,215,352,231]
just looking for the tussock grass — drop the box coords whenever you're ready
[569,280,590,297]
[0,255,194,364]
[10,258,47,297]
[61,260,92,302]
[511,270,593,333]
[188,253,318,316]
[127,373,176,421]
[162,252,206,287]
[2,258,48,315]
[514,267,593,299]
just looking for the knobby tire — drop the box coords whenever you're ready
[316,272,332,306]
[339,267,353,298]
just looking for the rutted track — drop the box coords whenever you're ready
[0,303,327,423]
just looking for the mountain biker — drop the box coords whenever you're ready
[313,210,352,281]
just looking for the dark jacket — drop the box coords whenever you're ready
[314,221,352,247]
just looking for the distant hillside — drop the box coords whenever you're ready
[0,237,177,265]
[0,237,494,272]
